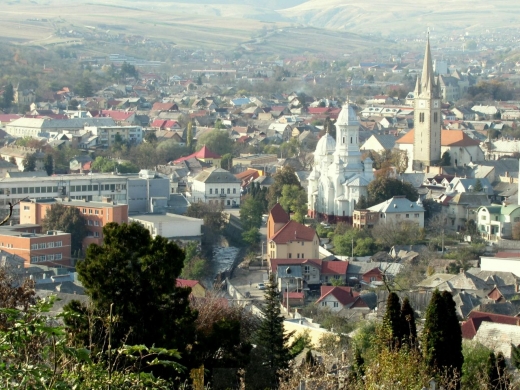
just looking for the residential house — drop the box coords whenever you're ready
[0,146,45,172]
[477,205,520,240]
[173,146,221,167]
[360,134,398,153]
[176,279,206,298]
[267,203,319,261]
[462,311,520,339]
[268,123,292,141]
[474,322,520,360]
[316,286,374,316]
[445,192,490,232]
[85,125,143,147]
[353,196,425,229]
[188,167,241,208]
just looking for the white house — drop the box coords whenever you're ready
[366,196,425,228]
[188,167,241,208]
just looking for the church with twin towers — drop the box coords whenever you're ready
[307,36,441,222]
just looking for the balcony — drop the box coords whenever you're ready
[219,193,227,198]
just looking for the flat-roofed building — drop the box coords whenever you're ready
[0,225,71,267]
[20,198,128,248]
[129,213,202,243]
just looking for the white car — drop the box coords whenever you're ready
[256,283,266,290]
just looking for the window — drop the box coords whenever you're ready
[333,302,339,308]
[95,210,99,215]
[419,112,425,123]
[215,188,218,194]
[226,200,230,205]
[31,243,38,250]
[47,254,54,261]
[434,112,438,123]
[321,302,327,307]
[414,213,420,218]
[288,253,292,258]
[221,188,224,194]
[87,185,93,191]
[370,276,377,282]
[31,256,38,263]
[89,209,92,214]
[55,254,62,260]
[94,221,99,226]
[297,253,300,258]
[406,214,409,218]
[55,241,62,247]
[481,215,487,221]
[38,255,46,262]
[304,265,310,273]
[395,214,401,218]
[38,243,46,249]
[227,188,230,194]
[47,242,54,248]
[94,232,100,237]
[24,206,30,210]
[209,189,213,194]
[82,208,86,214]
[88,220,93,226]
[93,185,99,191]
[233,188,236,194]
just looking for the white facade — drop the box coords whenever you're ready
[480,256,520,278]
[307,103,374,220]
[189,167,241,208]
[129,213,202,240]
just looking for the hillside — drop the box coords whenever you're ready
[279,0,520,35]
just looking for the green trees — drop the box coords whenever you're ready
[252,275,292,388]
[1,83,14,109]
[240,195,263,230]
[196,129,233,156]
[473,178,484,192]
[41,203,88,254]
[440,151,451,166]
[75,78,93,97]
[280,184,307,223]
[43,153,53,175]
[22,153,36,171]
[422,289,463,382]
[367,176,419,206]
[144,131,157,144]
[267,166,301,210]
[75,222,197,361]
[220,153,233,170]
[383,292,402,347]
[91,156,139,173]
[186,121,194,152]
[400,297,417,348]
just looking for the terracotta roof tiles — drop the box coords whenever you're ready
[269,203,290,224]
[396,129,481,147]
[316,286,359,306]
[271,220,317,244]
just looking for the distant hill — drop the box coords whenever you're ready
[278,0,520,35]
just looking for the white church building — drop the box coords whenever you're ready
[307,103,374,223]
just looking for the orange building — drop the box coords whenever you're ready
[0,225,71,267]
[20,198,128,248]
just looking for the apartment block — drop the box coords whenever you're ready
[20,198,128,247]
[0,225,71,267]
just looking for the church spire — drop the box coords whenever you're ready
[420,32,435,96]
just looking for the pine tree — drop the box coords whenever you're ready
[43,154,53,176]
[511,343,520,369]
[186,121,193,152]
[423,290,463,383]
[383,292,402,348]
[400,297,417,349]
[254,274,293,388]
[441,291,463,379]
[473,179,484,192]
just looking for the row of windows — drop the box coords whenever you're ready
[86,220,100,226]
[418,112,438,123]
[288,253,305,259]
[71,184,126,192]
[87,231,100,237]
[31,253,63,263]
[30,241,63,250]
[321,301,340,307]
[209,188,237,195]
[82,208,102,216]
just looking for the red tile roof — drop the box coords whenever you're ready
[173,146,221,163]
[461,311,520,339]
[271,220,317,244]
[495,252,520,258]
[269,203,290,224]
[396,129,481,146]
[316,286,359,306]
[0,114,21,122]
[321,260,349,275]
[283,292,304,299]
[151,119,167,128]
[100,110,134,121]
[151,102,177,111]
[176,279,200,288]
[307,107,331,114]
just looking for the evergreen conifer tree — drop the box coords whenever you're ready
[400,297,417,349]
[383,292,402,348]
[423,290,463,383]
[441,291,463,379]
[511,343,520,369]
[253,274,293,388]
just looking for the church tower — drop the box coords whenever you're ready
[412,34,442,171]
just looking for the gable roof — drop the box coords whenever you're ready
[173,146,221,164]
[316,286,359,306]
[176,278,201,288]
[193,167,239,184]
[152,102,177,111]
[396,129,481,146]
[321,260,349,275]
[269,203,290,224]
[271,220,317,244]
[99,110,134,121]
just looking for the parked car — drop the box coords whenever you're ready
[256,283,266,290]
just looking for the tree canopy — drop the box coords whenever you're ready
[41,203,88,254]
[267,166,301,210]
[367,176,419,206]
[196,129,233,156]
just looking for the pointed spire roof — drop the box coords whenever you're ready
[420,33,436,96]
